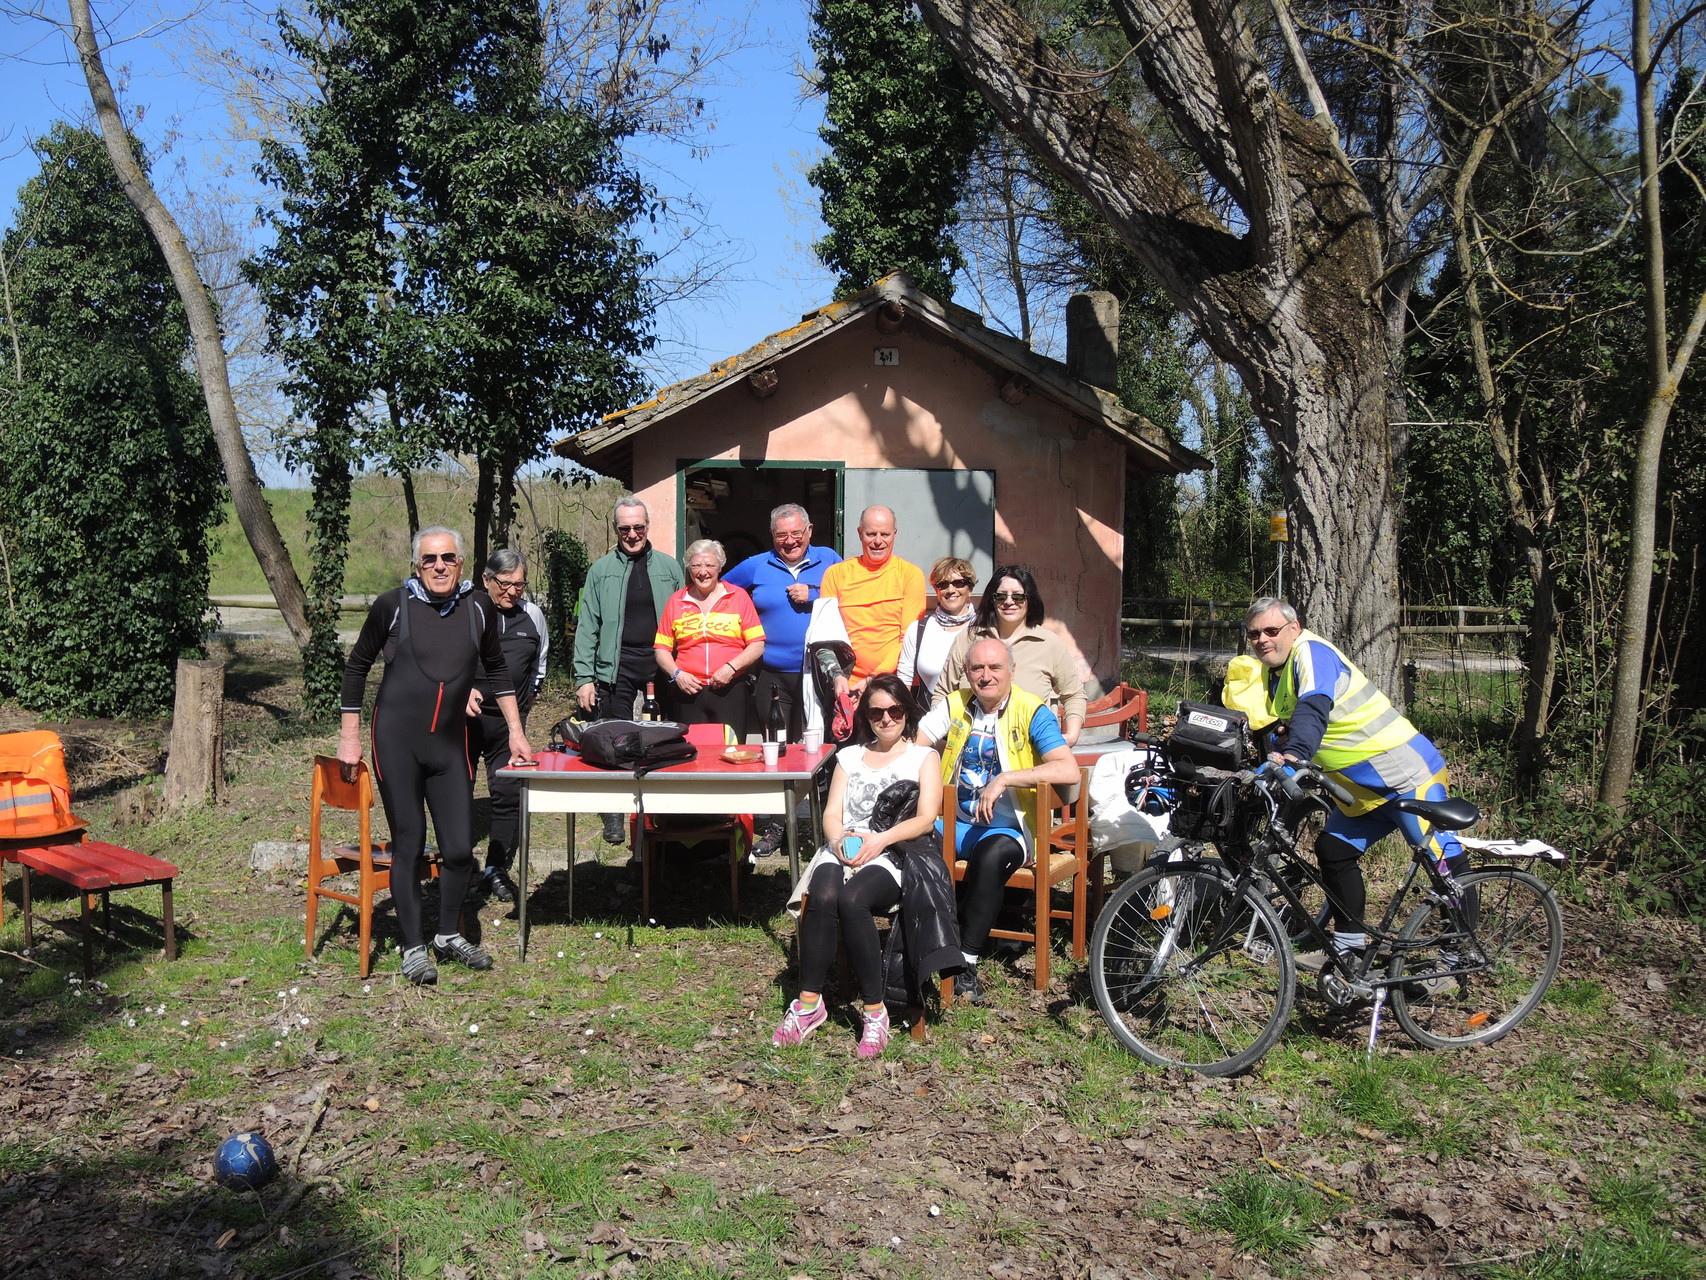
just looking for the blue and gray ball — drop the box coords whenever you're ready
[213,1131,279,1191]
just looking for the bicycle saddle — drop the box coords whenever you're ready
[1392,795,1481,831]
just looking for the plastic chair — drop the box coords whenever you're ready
[940,765,1093,996]
[634,723,755,919]
[305,756,439,977]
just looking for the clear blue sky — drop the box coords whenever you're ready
[0,0,836,386]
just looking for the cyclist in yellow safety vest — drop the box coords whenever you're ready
[1225,598,1472,968]
[918,636,1080,1003]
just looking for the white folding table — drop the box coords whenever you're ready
[498,745,830,956]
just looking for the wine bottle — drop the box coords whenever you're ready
[767,687,786,744]
[641,682,660,721]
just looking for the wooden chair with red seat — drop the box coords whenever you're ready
[632,723,755,919]
[306,755,439,977]
[1081,683,1148,739]
[940,764,1094,997]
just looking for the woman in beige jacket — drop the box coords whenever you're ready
[933,564,1087,745]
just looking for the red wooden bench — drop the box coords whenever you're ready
[0,838,178,976]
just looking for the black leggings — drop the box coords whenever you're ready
[958,833,1026,956]
[798,861,901,1004]
[373,728,475,949]
[475,711,525,873]
[1317,835,1474,934]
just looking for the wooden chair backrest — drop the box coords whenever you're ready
[312,756,374,812]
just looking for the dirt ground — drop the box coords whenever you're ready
[0,639,1701,1280]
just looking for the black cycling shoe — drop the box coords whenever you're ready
[483,869,518,904]
[433,935,494,971]
[601,813,627,846]
[956,965,988,1004]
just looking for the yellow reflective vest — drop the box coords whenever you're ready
[937,685,1048,846]
[1262,630,1416,770]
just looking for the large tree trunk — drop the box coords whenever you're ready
[68,0,311,649]
[916,0,1401,687]
[1598,0,1706,810]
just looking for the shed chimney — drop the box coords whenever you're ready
[1065,291,1120,392]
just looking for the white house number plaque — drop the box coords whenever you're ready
[873,347,900,366]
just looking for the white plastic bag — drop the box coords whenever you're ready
[1088,746,1169,873]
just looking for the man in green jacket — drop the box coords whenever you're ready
[571,494,684,843]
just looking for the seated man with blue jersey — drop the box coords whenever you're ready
[1238,597,1473,966]
[918,636,1079,1002]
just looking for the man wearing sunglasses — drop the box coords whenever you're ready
[467,549,548,904]
[1237,597,1471,968]
[571,496,684,844]
[339,527,533,985]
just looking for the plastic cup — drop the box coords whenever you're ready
[761,741,780,766]
[802,729,824,753]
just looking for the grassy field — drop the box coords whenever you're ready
[209,473,626,597]
[1,641,1702,1279]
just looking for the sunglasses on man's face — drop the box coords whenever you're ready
[615,524,647,536]
[866,704,906,722]
[419,552,461,566]
[936,578,972,590]
[1246,624,1290,640]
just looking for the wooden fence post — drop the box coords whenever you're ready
[165,658,224,811]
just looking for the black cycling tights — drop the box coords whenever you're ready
[1317,835,1475,934]
[798,862,901,1004]
[373,731,476,949]
[959,833,1026,957]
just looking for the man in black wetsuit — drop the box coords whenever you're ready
[469,548,548,904]
[338,527,533,985]
[571,495,683,845]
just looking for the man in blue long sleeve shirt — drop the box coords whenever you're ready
[723,504,841,742]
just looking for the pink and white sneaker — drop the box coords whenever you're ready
[856,1005,891,1059]
[771,999,828,1047]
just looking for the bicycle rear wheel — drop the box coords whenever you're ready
[1388,866,1562,1049]
[1089,861,1296,1075]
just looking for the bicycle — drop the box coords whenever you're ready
[1089,755,1566,1076]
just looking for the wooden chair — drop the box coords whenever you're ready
[1082,683,1148,737]
[634,723,755,919]
[306,756,439,978]
[941,765,1094,996]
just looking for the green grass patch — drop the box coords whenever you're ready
[1192,1169,1331,1259]
[1549,978,1609,1016]
[1476,1169,1703,1279]
[1331,1063,1420,1138]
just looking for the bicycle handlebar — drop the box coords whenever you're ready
[1246,761,1355,809]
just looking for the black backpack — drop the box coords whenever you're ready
[553,718,697,775]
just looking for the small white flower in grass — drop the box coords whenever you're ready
[582,1028,594,1036]
[273,1040,282,1047]
[14,1050,21,1056]
[556,951,565,959]
[593,932,603,939]
[298,1017,310,1027]
[362,984,371,994]
[890,1236,902,1248]
[579,1048,587,1055]
[290,986,299,995]
[928,1205,941,1217]
[180,1019,190,1027]
[277,991,287,1000]
[219,1041,228,1049]
[468,1024,480,1035]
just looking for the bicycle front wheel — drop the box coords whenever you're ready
[1388,866,1563,1050]
[1089,861,1296,1075]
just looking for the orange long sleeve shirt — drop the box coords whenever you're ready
[818,554,927,680]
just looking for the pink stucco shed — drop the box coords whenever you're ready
[559,274,1205,699]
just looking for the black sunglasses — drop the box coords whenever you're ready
[418,552,461,566]
[936,577,972,590]
[866,704,906,722]
[615,523,647,535]
[1246,624,1290,640]
[992,591,1027,604]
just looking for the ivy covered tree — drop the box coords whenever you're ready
[250,0,658,713]
[809,0,989,299]
[0,123,224,717]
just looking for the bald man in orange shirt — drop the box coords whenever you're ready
[818,504,927,691]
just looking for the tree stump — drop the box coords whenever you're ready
[164,658,224,811]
